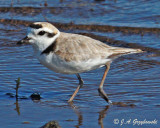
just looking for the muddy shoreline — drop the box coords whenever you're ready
[1,18,160,34]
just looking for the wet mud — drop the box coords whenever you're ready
[1,18,160,34]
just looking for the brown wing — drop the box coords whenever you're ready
[54,32,111,62]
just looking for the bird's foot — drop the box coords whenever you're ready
[98,88,111,105]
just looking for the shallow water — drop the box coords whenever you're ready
[0,0,160,128]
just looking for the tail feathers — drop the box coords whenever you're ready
[108,47,143,59]
[112,47,143,54]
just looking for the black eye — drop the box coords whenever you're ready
[38,31,46,36]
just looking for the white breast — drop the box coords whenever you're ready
[37,53,111,74]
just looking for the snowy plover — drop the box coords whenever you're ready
[17,22,142,104]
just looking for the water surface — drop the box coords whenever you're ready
[0,0,160,128]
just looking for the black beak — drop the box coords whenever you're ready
[17,36,31,45]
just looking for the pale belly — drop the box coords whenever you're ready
[37,53,111,74]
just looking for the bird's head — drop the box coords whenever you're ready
[17,22,60,52]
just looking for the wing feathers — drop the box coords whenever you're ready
[53,32,142,62]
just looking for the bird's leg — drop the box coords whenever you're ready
[98,63,112,104]
[68,74,84,102]
[76,74,84,88]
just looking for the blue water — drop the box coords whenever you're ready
[0,0,160,27]
[0,0,160,128]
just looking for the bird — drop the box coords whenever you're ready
[17,22,142,104]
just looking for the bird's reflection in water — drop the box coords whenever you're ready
[98,106,110,128]
[69,102,110,128]
[68,102,83,128]
[14,99,110,127]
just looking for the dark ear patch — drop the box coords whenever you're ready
[29,23,42,29]
[47,33,55,38]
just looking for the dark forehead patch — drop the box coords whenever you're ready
[29,23,42,29]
